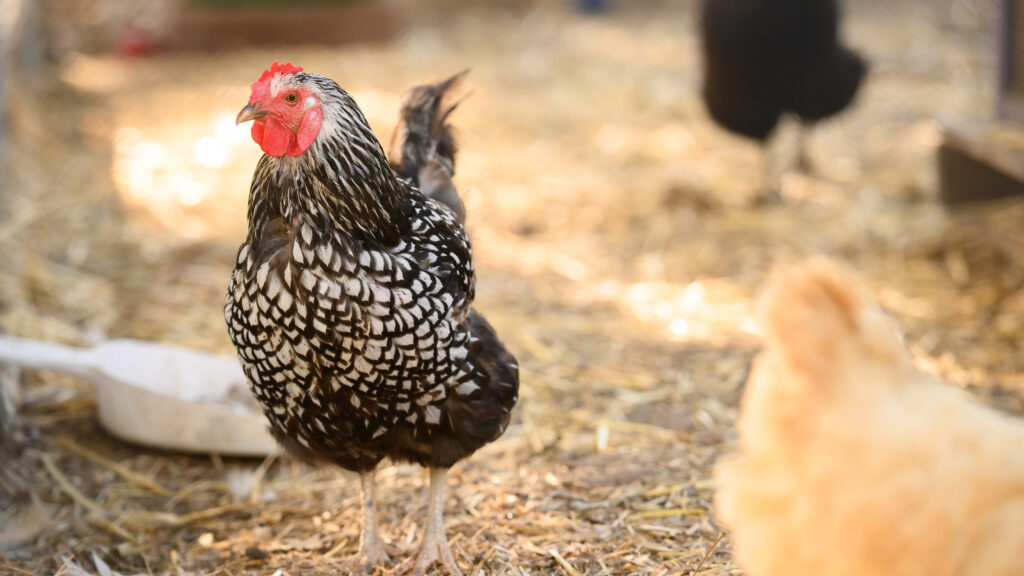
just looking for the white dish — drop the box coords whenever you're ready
[0,336,277,456]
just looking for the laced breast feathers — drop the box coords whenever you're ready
[225,176,476,450]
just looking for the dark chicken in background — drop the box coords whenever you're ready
[226,62,519,576]
[700,0,867,199]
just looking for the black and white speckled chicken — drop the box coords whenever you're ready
[225,62,519,575]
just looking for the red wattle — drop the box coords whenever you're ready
[292,107,322,156]
[251,121,266,148]
[258,117,295,158]
[247,103,321,157]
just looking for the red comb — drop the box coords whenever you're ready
[250,60,303,103]
[257,60,303,84]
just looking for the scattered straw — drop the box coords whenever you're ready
[248,453,278,505]
[40,454,107,519]
[86,517,136,544]
[692,532,726,575]
[643,480,715,499]
[52,556,76,576]
[0,560,33,576]
[629,508,708,521]
[321,538,350,558]
[121,503,251,528]
[54,436,170,497]
[548,549,582,576]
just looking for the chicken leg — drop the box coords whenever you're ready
[758,141,782,204]
[402,467,462,576]
[793,123,813,174]
[345,469,390,569]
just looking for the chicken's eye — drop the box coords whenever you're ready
[284,93,299,104]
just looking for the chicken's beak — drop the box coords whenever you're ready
[236,103,268,125]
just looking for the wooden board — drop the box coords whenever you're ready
[940,121,1024,204]
[999,0,1024,121]
[171,1,398,50]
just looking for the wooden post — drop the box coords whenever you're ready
[999,0,1024,121]
[0,0,44,152]
[939,0,1024,204]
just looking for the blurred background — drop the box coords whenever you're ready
[0,0,1021,574]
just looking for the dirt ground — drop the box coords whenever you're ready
[1,1,1022,575]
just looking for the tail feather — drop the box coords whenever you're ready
[758,258,905,385]
[388,71,469,223]
[415,310,519,469]
[789,47,867,123]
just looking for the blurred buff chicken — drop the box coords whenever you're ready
[226,62,519,575]
[715,259,1024,576]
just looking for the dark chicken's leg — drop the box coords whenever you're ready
[794,123,813,174]
[345,469,390,569]
[401,467,462,576]
[757,142,782,204]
